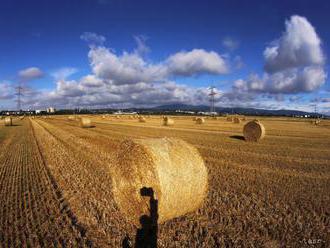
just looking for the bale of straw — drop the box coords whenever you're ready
[162,117,174,126]
[4,117,12,126]
[196,117,205,124]
[226,116,233,122]
[138,116,146,123]
[233,117,241,124]
[80,118,93,128]
[243,120,265,142]
[112,137,208,225]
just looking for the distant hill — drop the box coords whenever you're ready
[150,103,324,117]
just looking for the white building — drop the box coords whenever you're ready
[47,107,56,113]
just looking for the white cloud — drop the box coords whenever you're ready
[0,82,14,100]
[89,46,167,84]
[264,15,324,73]
[80,32,106,47]
[222,37,240,51]
[133,35,150,56]
[88,43,230,85]
[18,67,44,82]
[51,67,78,80]
[166,49,229,76]
[234,66,326,94]
[235,15,326,95]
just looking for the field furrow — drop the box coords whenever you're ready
[0,120,93,247]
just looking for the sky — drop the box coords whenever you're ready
[0,0,330,113]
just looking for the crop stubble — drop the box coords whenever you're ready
[0,116,329,247]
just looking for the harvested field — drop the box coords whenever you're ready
[0,116,329,247]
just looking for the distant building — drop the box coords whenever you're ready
[47,107,56,113]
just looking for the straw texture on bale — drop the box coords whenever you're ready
[80,118,93,128]
[138,116,146,123]
[196,117,205,124]
[312,120,321,125]
[4,117,12,126]
[112,138,208,226]
[243,120,265,142]
[163,117,174,126]
[226,116,233,122]
[233,117,241,124]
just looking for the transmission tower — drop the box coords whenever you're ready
[15,83,24,111]
[314,104,318,119]
[208,86,217,113]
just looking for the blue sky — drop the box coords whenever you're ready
[0,0,329,113]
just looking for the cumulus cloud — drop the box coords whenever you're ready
[80,32,106,47]
[234,66,326,94]
[88,44,229,85]
[51,67,78,80]
[18,67,44,82]
[23,34,232,109]
[166,49,229,76]
[264,15,324,73]
[235,15,326,95]
[222,37,240,51]
[0,82,14,100]
[89,46,167,84]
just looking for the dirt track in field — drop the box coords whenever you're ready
[0,116,329,247]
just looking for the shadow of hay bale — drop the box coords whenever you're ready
[230,135,245,141]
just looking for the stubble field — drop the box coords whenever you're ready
[0,115,329,247]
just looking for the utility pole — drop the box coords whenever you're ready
[15,83,23,111]
[209,86,216,113]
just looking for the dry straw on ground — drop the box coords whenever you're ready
[233,117,241,124]
[4,117,12,126]
[196,117,205,124]
[163,117,174,126]
[112,137,208,226]
[80,118,93,128]
[243,120,265,142]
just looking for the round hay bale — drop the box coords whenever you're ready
[4,117,12,126]
[196,117,205,124]
[80,118,93,128]
[243,120,265,142]
[138,116,146,123]
[233,117,241,124]
[162,117,174,126]
[226,116,233,122]
[112,138,208,225]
